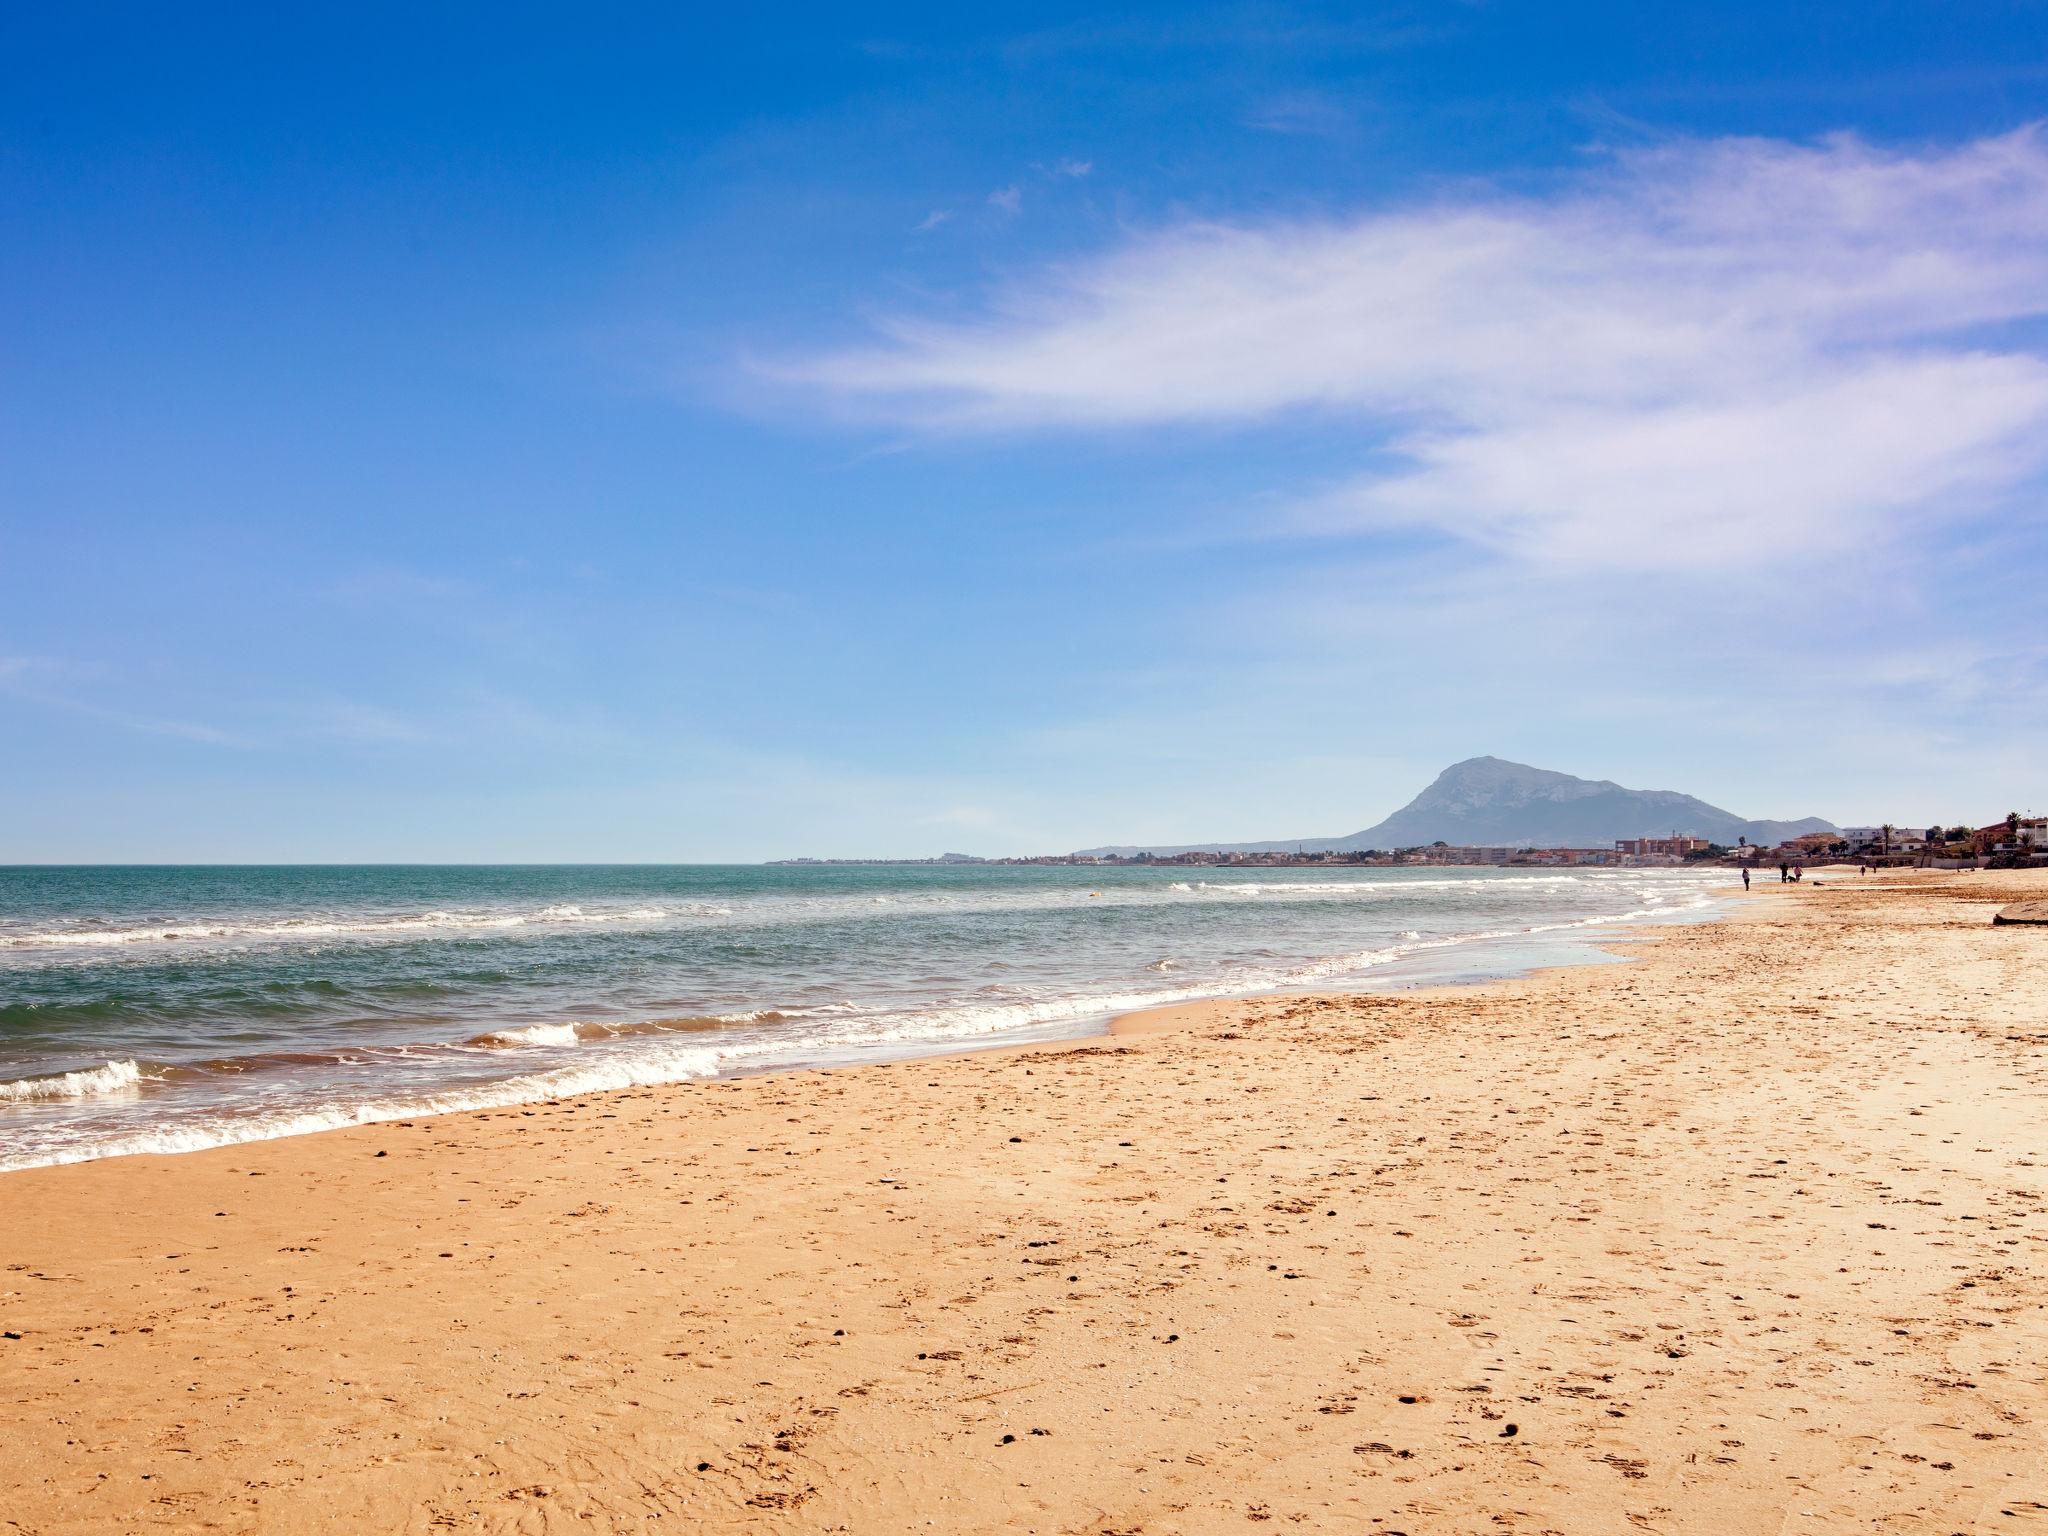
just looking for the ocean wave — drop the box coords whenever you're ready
[0,875,1718,959]
[0,902,702,952]
[0,1043,732,1172]
[0,1058,149,1102]
[465,1010,785,1049]
[802,901,1713,1056]
[1181,876,1586,895]
[470,1022,583,1048]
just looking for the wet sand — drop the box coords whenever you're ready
[3,868,2045,1533]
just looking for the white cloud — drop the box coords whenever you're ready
[986,183,1022,215]
[1053,157,1093,178]
[915,208,952,232]
[0,658,251,747]
[782,127,2048,570]
[1243,91,1352,137]
[1339,353,2048,567]
[295,699,439,746]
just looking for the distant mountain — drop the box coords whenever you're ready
[1077,756,1836,856]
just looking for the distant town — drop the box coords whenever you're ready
[773,815,2048,870]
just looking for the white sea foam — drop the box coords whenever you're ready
[802,898,1714,1057]
[0,1044,731,1172]
[466,1010,786,1049]
[472,1023,583,1048]
[1183,875,1584,895]
[1,872,1703,956]
[0,1058,147,1102]
[0,902,689,951]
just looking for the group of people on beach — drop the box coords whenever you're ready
[1742,861,1805,890]
[1743,860,1904,890]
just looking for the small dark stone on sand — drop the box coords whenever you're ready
[1001,1433,1015,1444]
[833,1329,844,1336]
[1500,1423,1518,1437]
[374,1150,387,1157]
[1398,1395,1418,1404]
[3,1331,20,1340]
[696,1462,711,1472]
[1067,1275,1078,1283]
[1008,1136,1022,1143]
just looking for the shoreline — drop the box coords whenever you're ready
[4,868,2043,1532]
[0,878,1735,1175]
[1103,905,1719,1038]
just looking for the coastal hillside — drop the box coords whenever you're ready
[1079,755,1836,855]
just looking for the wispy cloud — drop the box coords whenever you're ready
[779,127,2048,571]
[986,183,1022,216]
[0,656,252,747]
[915,208,953,232]
[1243,90,1354,136]
[327,566,471,605]
[993,11,1444,67]
[293,699,439,746]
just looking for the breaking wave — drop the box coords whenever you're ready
[0,902,709,952]
[0,1045,733,1170]
[0,1058,148,1102]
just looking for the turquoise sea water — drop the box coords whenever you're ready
[0,863,1728,1169]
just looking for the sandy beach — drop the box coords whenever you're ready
[3,868,2044,1534]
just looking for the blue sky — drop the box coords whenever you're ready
[4,2,2046,860]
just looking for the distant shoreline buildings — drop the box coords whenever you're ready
[771,815,2046,870]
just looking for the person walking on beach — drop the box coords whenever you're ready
[1779,861,1790,883]
[1741,865,1751,891]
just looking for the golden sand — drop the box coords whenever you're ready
[4,869,2045,1533]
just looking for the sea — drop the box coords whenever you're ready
[0,863,1731,1171]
